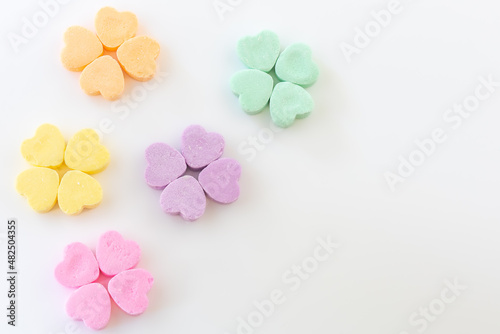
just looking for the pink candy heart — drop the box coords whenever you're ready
[145,143,187,189]
[66,283,111,330]
[55,242,99,288]
[108,268,154,315]
[181,125,225,169]
[160,175,206,221]
[199,158,242,204]
[96,230,141,276]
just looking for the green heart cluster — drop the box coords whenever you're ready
[230,30,319,128]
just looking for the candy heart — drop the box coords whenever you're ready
[108,269,154,315]
[237,30,280,72]
[21,124,66,168]
[55,242,99,288]
[145,143,186,190]
[198,158,241,204]
[181,125,225,169]
[16,167,59,213]
[160,175,206,221]
[117,36,160,81]
[96,231,141,276]
[79,55,125,100]
[65,129,110,174]
[269,82,314,128]
[275,43,319,87]
[230,69,274,115]
[66,283,111,330]
[95,6,138,51]
[58,171,103,215]
[61,26,103,71]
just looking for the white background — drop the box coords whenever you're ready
[1,0,500,333]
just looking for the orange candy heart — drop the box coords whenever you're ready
[79,56,125,101]
[117,36,160,81]
[61,26,103,71]
[95,7,138,51]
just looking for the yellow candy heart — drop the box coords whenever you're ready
[61,26,103,72]
[79,55,125,101]
[117,36,160,81]
[58,171,103,215]
[16,167,59,213]
[65,129,110,174]
[95,7,138,51]
[21,124,66,168]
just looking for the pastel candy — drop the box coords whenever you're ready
[16,167,59,213]
[21,124,66,168]
[79,55,125,101]
[95,7,138,51]
[270,82,314,128]
[145,143,186,190]
[117,36,160,81]
[199,158,241,204]
[181,125,225,169]
[61,26,103,71]
[96,231,141,276]
[275,43,319,87]
[66,283,111,330]
[230,69,274,114]
[55,242,99,288]
[58,170,103,215]
[160,175,206,221]
[237,30,280,72]
[64,129,110,174]
[108,269,154,315]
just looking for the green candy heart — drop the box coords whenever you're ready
[237,30,280,72]
[269,82,314,128]
[275,43,319,87]
[230,69,274,115]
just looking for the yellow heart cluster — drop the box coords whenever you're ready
[16,124,110,215]
[61,7,160,100]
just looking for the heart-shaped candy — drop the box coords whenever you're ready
[96,231,141,276]
[160,175,206,221]
[275,43,319,87]
[145,143,186,190]
[230,69,274,115]
[199,158,241,204]
[108,269,154,315]
[21,124,66,168]
[269,82,314,128]
[58,171,103,215]
[64,129,110,174]
[16,167,59,213]
[181,125,225,169]
[117,36,160,81]
[66,283,111,330]
[79,55,125,100]
[95,7,138,51]
[61,26,103,71]
[237,30,280,72]
[55,242,99,288]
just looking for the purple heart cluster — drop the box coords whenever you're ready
[145,125,242,221]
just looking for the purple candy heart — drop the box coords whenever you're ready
[181,125,225,169]
[198,158,241,204]
[145,143,187,190]
[160,175,206,221]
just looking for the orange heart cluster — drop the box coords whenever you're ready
[61,7,160,100]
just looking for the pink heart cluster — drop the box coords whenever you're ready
[145,124,242,221]
[54,231,154,330]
